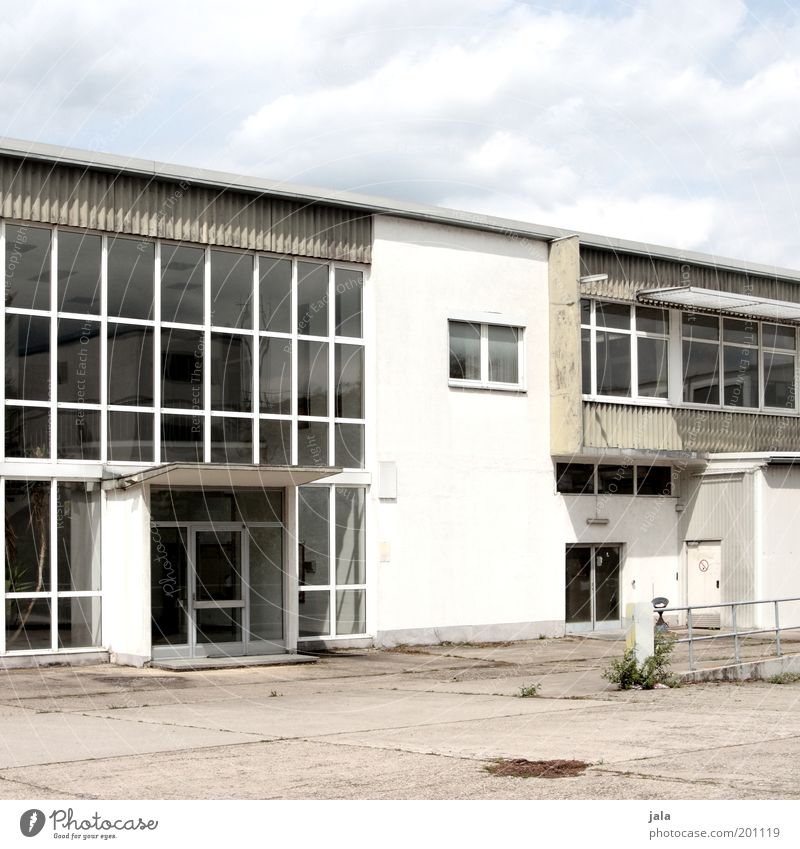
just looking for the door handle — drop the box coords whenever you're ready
[716,580,720,589]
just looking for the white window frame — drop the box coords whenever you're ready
[447,318,525,392]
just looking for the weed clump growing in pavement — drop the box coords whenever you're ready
[518,683,541,698]
[603,634,676,690]
[768,672,800,685]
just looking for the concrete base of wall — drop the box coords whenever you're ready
[0,651,109,670]
[375,620,565,648]
[679,653,800,683]
[110,652,150,668]
[298,637,375,652]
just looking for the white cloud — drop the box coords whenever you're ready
[1,0,800,266]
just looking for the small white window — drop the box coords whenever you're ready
[448,320,523,389]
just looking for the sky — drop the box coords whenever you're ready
[2,0,800,267]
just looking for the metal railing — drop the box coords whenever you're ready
[659,596,800,671]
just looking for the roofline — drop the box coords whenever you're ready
[3,135,800,284]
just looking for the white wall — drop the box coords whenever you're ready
[102,486,151,665]
[370,215,561,642]
[759,466,800,628]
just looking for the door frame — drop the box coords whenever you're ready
[151,520,286,660]
[565,543,623,632]
[684,538,723,628]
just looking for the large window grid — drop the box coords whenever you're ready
[1,220,367,468]
[581,298,799,414]
[1,478,102,654]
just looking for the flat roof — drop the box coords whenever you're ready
[2,135,800,285]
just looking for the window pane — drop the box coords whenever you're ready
[298,340,328,416]
[597,464,634,495]
[298,590,330,637]
[556,463,594,494]
[211,250,252,330]
[161,413,204,462]
[335,488,365,584]
[335,344,364,418]
[764,351,795,409]
[581,328,591,394]
[335,423,364,468]
[210,416,252,463]
[636,307,668,335]
[488,325,519,384]
[108,236,154,320]
[763,323,796,351]
[248,526,283,641]
[81,599,121,650]
[682,313,718,341]
[57,231,101,314]
[259,338,291,414]
[210,333,253,413]
[596,330,631,396]
[5,314,50,400]
[297,261,328,336]
[5,406,49,458]
[297,420,328,466]
[259,257,291,333]
[5,224,50,310]
[682,340,719,404]
[57,409,101,460]
[335,268,363,337]
[637,466,673,496]
[151,527,188,647]
[260,419,291,465]
[56,482,101,592]
[161,244,205,325]
[580,299,591,325]
[723,344,758,407]
[5,598,51,651]
[57,318,101,404]
[595,302,630,330]
[299,486,329,586]
[336,589,366,635]
[236,489,283,523]
[449,321,480,380]
[5,480,51,593]
[108,324,153,406]
[108,411,153,462]
[723,318,758,345]
[162,328,204,410]
[637,336,668,398]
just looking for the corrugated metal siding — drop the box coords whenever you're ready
[0,157,371,263]
[580,246,800,304]
[679,471,756,622]
[583,402,800,453]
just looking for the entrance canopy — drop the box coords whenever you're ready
[638,286,800,323]
[103,463,341,490]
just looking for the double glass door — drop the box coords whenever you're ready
[565,545,621,631]
[151,523,284,658]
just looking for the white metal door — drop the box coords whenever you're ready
[686,540,722,628]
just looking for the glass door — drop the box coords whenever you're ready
[193,526,245,657]
[565,544,621,631]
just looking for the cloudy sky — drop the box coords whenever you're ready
[2,0,800,266]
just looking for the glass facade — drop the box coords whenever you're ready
[1,218,370,652]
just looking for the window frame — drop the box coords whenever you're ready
[447,318,525,392]
[555,461,674,497]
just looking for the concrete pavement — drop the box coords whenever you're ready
[0,637,798,799]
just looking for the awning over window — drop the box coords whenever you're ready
[637,286,800,322]
[103,463,341,490]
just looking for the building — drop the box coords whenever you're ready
[1,137,799,667]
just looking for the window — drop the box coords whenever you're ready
[581,300,668,399]
[682,313,797,411]
[448,320,523,388]
[557,462,673,496]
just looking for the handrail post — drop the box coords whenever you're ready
[775,600,782,657]
[731,604,740,665]
[687,607,694,670]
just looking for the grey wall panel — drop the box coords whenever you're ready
[0,156,371,263]
[580,246,800,304]
[679,471,756,621]
[584,402,800,453]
